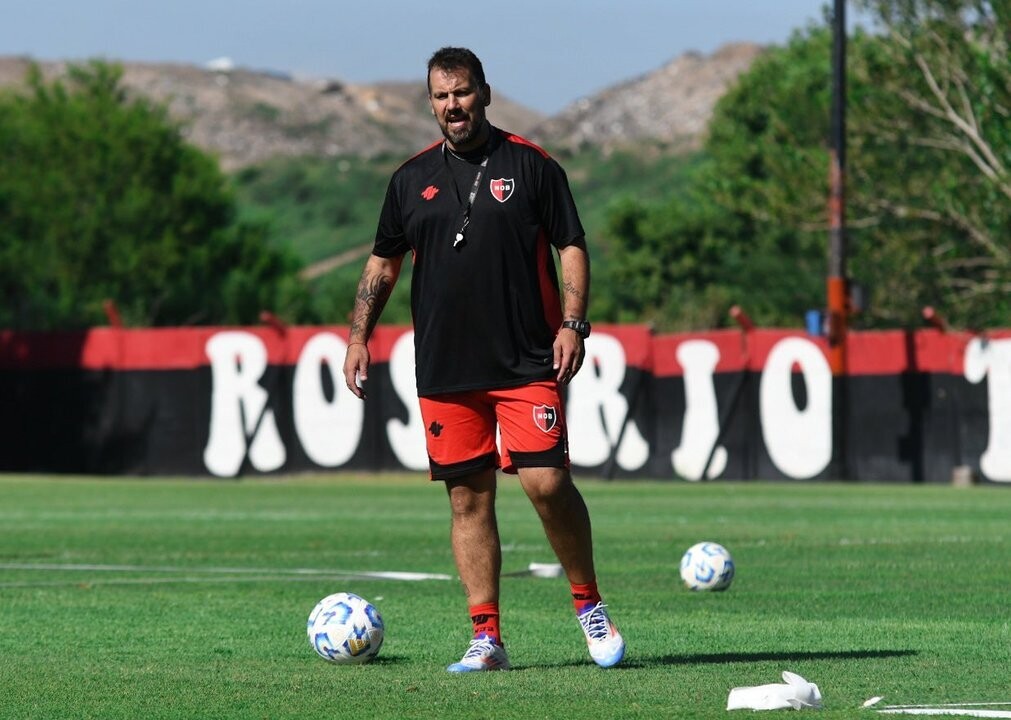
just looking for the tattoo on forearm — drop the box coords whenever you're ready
[350,274,394,339]
[562,279,586,311]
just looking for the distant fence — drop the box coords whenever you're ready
[1,325,1008,483]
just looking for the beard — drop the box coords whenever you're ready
[440,112,486,150]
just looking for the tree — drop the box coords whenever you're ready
[604,28,847,329]
[851,0,1011,327]
[0,61,310,329]
[604,7,1011,331]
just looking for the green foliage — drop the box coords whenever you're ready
[234,155,397,263]
[605,30,843,330]
[3,474,1010,719]
[600,186,742,329]
[232,154,414,324]
[555,145,708,323]
[605,4,1011,331]
[0,61,310,329]
[850,0,1011,328]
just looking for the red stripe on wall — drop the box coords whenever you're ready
[846,331,912,374]
[2,326,1006,374]
[910,330,974,374]
[653,329,755,376]
[594,325,653,370]
[0,326,410,370]
[650,329,1005,377]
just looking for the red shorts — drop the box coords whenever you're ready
[418,380,569,480]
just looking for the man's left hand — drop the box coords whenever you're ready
[553,329,585,384]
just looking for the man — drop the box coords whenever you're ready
[342,47,624,672]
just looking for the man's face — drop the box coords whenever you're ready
[428,67,489,151]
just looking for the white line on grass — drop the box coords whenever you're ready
[878,710,1011,717]
[0,574,446,588]
[0,562,452,583]
[885,704,1011,709]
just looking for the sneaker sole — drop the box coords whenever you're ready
[590,639,626,668]
[446,663,511,673]
[592,648,625,668]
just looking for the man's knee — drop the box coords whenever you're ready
[446,472,497,517]
[520,468,574,504]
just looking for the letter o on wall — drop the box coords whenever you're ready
[293,333,364,467]
[759,337,832,479]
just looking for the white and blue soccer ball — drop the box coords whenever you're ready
[680,541,735,591]
[307,592,385,664]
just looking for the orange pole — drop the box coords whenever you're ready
[826,275,848,374]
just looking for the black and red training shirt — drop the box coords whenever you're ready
[373,126,586,397]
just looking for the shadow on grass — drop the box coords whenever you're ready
[638,648,919,667]
[369,655,410,665]
[521,649,917,671]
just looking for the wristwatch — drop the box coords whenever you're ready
[561,320,591,338]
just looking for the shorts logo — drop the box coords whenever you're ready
[532,405,557,433]
[489,178,515,203]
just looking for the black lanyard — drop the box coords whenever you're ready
[444,145,488,249]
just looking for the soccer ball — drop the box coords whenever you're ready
[307,592,385,664]
[680,541,735,591]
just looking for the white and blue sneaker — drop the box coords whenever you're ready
[446,637,511,673]
[577,602,625,668]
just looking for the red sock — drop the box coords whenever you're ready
[469,602,502,645]
[571,580,602,614]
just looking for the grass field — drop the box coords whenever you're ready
[2,474,1009,719]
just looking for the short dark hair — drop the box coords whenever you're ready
[426,47,487,93]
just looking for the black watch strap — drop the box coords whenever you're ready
[561,320,591,338]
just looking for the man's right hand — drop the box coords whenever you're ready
[343,342,370,399]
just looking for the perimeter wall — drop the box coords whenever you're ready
[1,325,1009,483]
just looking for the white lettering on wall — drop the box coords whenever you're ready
[759,337,832,479]
[203,332,286,477]
[567,334,649,470]
[386,331,428,471]
[965,337,1011,482]
[292,333,363,467]
[672,340,727,481]
[192,328,873,481]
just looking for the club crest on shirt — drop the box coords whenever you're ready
[489,178,515,203]
[532,405,557,433]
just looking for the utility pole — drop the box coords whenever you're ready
[827,0,849,479]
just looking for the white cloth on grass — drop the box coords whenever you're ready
[727,671,823,711]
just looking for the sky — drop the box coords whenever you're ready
[0,0,855,115]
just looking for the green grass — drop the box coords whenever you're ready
[2,475,1009,719]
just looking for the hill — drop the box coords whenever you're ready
[0,43,762,169]
[530,42,764,153]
